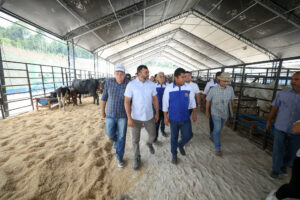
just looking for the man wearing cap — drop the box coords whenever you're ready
[124,65,159,170]
[205,72,235,156]
[101,65,129,168]
[203,71,222,140]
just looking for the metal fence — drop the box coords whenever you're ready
[0,59,112,119]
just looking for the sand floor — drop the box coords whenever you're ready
[0,97,294,200]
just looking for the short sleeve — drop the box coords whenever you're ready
[124,82,133,98]
[188,90,196,109]
[193,83,200,94]
[203,81,211,95]
[271,92,281,107]
[162,86,170,112]
[151,82,157,96]
[206,87,214,101]
[101,80,109,101]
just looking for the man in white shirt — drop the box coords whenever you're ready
[124,65,159,170]
[185,71,201,113]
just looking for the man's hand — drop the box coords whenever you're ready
[293,122,300,133]
[197,106,201,112]
[101,112,106,119]
[266,120,271,132]
[192,111,197,122]
[164,117,170,126]
[128,118,134,127]
[206,111,210,119]
[154,113,159,123]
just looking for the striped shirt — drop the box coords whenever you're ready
[101,78,129,118]
[206,84,235,119]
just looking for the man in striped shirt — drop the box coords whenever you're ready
[101,65,130,168]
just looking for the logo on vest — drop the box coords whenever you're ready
[185,93,188,97]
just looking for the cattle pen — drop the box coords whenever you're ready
[1,0,300,200]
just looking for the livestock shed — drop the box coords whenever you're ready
[0,0,300,199]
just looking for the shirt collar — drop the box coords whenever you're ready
[157,81,166,86]
[173,82,185,88]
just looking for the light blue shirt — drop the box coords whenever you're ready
[272,88,300,133]
[124,78,157,121]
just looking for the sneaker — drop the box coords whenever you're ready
[178,146,186,156]
[270,171,279,179]
[133,156,141,171]
[118,159,124,168]
[171,156,177,165]
[265,189,278,200]
[280,167,288,176]
[146,143,155,154]
[153,137,158,143]
[215,151,222,156]
[162,131,168,137]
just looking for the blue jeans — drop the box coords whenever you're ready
[170,119,193,157]
[105,117,128,160]
[211,115,227,151]
[272,128,300,173]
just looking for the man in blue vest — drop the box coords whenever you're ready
[163,68,197,164]
[154,72,169,142]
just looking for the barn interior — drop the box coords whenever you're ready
[0,0,300,199]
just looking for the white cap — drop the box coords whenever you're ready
[115,65,125,72]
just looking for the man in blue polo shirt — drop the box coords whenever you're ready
[101,65,129,168]
[163,68,197,165]
[154,72,169,142]
[266,71,300,179]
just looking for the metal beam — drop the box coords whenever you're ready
[162,51,199,70]
[108,0,125,34]
[94,11,192,53]
[56,0,106,44]
[123,50,164,67]
[161,53,198,70]
[164,45,209,68]
[64,0,167,40]
[191,9,278,59]
[254,0,300,29]
[171,38,224,67]
[106,29,177,61]
[113,39,171,64]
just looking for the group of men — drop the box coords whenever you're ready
[100,63,300,199]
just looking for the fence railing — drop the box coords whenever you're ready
[0,60,112,119]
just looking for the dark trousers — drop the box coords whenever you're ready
[170,120,193,157]
[155,110,165,140]
[276,157,300,199]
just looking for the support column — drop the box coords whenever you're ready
[72,39,76,80]
[0,48,8,118]
[234,65,246,131]
[67,41,71,84]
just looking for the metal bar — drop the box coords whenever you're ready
[67,41,71,82]
[40,65,46,96]
[61,67,65,85]
[108,0,125,34]
[271,60,283,101]
[7,104,32,112]
[25,64,34,110]
[51,66,56,90]
[72,39,76,79]
[285,69,289,85]
[207,70,209,81]
[234,65,246,130]
[0,47,8,118]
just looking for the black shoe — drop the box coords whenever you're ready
[162,131,168,137]
[133,156,141,171]
[171,156,177,165]
[270,171,279,179]
[146,143,155,154]
[179,146,186,156]
[280,167,288,176]
[153,137,158,143]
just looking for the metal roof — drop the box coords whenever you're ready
[1,0,300,73]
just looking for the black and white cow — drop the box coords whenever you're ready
[56,86,70,110]
[72,79,99,105]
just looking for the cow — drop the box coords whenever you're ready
[72,79,99,105]
[96,78,106,94]
[68,87,78,106]
[56,86,70,110]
